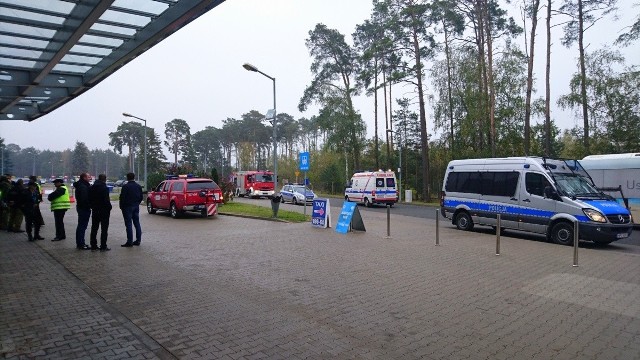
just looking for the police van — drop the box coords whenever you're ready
[345,170,398,207]
[440,157,633,245]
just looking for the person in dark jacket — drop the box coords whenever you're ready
[119,172,143,247]
[20,182,42,241]
[73,173,92,250]
[29,175,44,227]
[89,174,112,251]
[6,179,25,233]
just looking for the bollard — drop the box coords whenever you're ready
[573,220,579,267]
[385,204,391,238]
[496,214,501,256]
[435,209,440,246]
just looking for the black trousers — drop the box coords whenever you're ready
[53,209,66,239]
[90,208,111,248]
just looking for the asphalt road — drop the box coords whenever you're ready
[234,195,640,248]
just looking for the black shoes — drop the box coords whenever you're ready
[133,241,140,246]
[52,237,65,241]
[34,236,45,240]
[77,245,90,250]
[99,247,111,251]
[91,246,99,251]
[121,243,133,247]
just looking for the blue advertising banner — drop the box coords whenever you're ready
[336,202,356,234]
[311,199,331,228]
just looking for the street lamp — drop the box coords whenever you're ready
[243,62,277,196]
[122,112,147,190]
[387,129,402,202]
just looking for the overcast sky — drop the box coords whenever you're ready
[1,0,638,153]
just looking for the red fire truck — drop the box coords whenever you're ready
[232,170,275,198]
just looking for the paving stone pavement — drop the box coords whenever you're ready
[1,202,639,359]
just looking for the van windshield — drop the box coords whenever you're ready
[554,174,605,199]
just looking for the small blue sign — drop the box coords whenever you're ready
[299,152,310,171]
[311,199,330,228]
[336,202,357,234]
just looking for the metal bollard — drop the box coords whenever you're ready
[435,209,440,246]
[496,214,501,256]
[385,204,391,238]
[573,220,579,267]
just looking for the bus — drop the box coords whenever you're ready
[580,153,640,225]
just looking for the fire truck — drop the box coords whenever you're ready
[232,170,275,198]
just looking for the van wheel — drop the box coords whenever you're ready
[147,201,156,214]
[551,222,574,246]
[293,198,298,205]
[455,212,474,231]
[170,202,179,219]
[364,198,371,207]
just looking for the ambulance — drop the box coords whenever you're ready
[344,170,398,207]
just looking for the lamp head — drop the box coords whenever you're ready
[243,63,258,72]
[122,112,132,117]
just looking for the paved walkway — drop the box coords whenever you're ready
[1,203,639,359]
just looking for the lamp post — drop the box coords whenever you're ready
[122,112,147,190]
[387,129,402,202]
[243,63,277,196]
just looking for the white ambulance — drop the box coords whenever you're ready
[345,170,398,207]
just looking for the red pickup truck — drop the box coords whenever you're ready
[146,176,223,218]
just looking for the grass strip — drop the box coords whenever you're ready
[219,202,309,223]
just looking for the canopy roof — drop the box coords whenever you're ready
[0,0,225,122]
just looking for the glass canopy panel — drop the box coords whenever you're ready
[0,35,49,50]
[1,7,66,25]
[78,34,124,48]
[91,23,138,37]
[0,23,56,38]
[113,0,171,15]
[69,45,113,57]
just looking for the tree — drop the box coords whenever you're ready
[615,2,640,45]
[558,49,640,155]
[559,0,618,153]
[164,118,191,166]
[71,141,90,175]
[109,121,144,173]
[523,0,542,155]
[192,126,223,174]
[299,23,366,176]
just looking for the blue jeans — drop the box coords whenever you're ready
[121,205,141,244]
[76,208,91,247]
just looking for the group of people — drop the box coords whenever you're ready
[1,172,144,250]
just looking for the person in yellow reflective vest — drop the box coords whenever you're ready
[48,179,71,241]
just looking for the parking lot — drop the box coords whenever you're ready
[2,201,639,359]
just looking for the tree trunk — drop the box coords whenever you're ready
[525,0,541,156]
[484,0,497,157]
[545,0,552,157]
[374,57,380,169]
[443,21,455,158]
[412,25,431,201]
[578,0,590,154]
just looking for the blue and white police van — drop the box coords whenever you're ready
[440,157,633,245]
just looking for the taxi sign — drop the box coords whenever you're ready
[311,199,331,228]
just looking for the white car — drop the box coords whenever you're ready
[280,184,316,205]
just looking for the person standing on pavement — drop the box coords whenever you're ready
[73,173,92,250]
[0,175,11,230]
[89,174,112,251]
[29,175,44,227]
[119,172,143,247]
[48,179,71,241]
[20,182,43,241]
[6,178,25,233]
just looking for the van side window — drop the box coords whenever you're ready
[525,173,550,197]
[386,178,395,187]
[446,171,519,197]
[376,178,384,187]
[156,182,165,192]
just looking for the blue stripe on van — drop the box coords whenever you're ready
[445,199,596,223]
